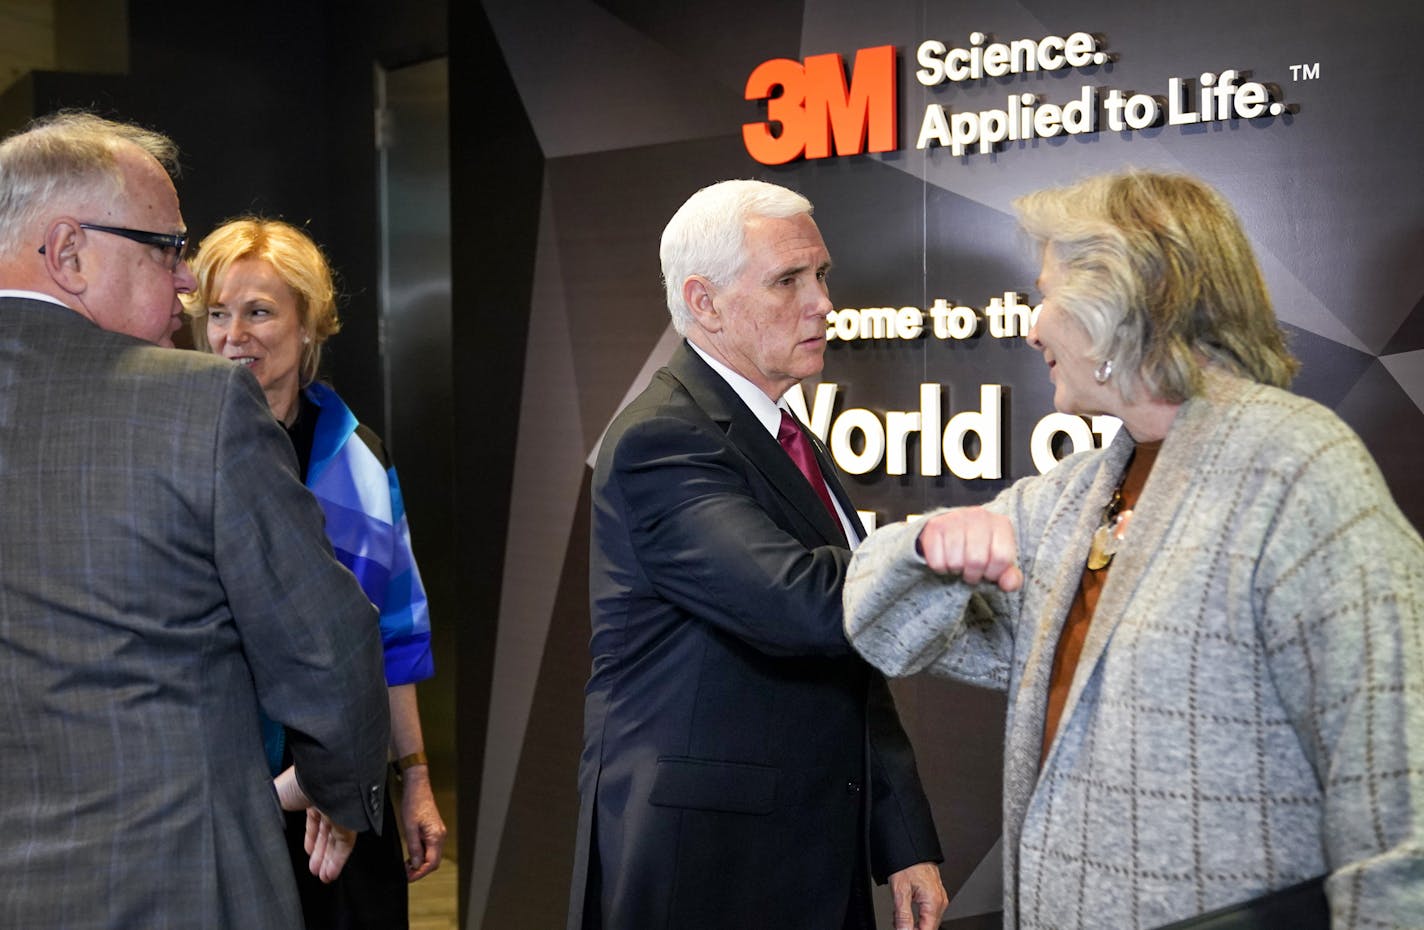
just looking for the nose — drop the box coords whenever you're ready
[1026,319,1043,350]
[173,259,198,293]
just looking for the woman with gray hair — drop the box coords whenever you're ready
[843,170,1423,929]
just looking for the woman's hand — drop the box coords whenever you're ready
[398,763,448,881]
[304,807,358,884]
[273,765,358,883]
[918,507,1023,591]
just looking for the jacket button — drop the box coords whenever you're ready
[845,779,861,794]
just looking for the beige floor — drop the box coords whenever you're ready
[405,783,459,930]
[409,860,459,930]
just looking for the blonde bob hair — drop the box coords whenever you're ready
[186,217,340,388]
[1014,170,1298,404]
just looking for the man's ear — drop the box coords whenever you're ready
[41,219,87,295]
[683,275,720,333]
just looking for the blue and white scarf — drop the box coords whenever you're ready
[262,382,433,774]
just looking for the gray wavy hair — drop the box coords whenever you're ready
[1014,170,1297,403]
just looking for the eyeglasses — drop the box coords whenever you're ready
[38,223,191,271]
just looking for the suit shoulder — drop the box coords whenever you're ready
[594,370,720,472]
[120,343,241,378]
[95,347,277,439]
[601,368,704,438]
[614,367,694,415]
[134,346,262,393]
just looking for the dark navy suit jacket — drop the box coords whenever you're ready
[569,342,941,929]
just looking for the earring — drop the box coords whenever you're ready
[1094,359,1113,383]
[302,335,311,345]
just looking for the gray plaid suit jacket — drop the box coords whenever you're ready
[0,297,390,929]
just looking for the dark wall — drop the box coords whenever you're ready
[448,5,542,921]
[461,1,1424,928]
[0,0,472,915]
[3,1,447,431]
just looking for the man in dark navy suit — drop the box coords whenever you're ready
[569,180,946,930]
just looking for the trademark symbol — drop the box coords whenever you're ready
[1290,63,1320,81]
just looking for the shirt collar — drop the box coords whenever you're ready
[687,340,786,437]
[0,289,72,309]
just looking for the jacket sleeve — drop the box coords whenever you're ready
[1252,418,1424,925]
[210,366,391,832]
[865,670,945,881]
[842,444,1093,688]
[844,509,1023,690]
[605,411,854,657]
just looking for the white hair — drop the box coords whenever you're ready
[0,111,179,257]
[659,179,813,334]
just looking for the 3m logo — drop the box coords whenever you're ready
[742,45,898,165]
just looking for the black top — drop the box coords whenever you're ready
[282,388,390,483]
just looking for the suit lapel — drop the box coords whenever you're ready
[667,344,850,546]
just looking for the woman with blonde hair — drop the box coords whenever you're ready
[844,171,1423,929]
[187,217,447,929]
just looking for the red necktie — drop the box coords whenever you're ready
[778,410,843,534]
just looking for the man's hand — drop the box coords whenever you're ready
[918,507,1022,592]
[304,808,358,883]
[889,861,949,930]
[273,765,310,812]
[398,765,448,881]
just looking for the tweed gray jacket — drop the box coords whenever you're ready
[0,299,390,929]
[844,373,1424,929]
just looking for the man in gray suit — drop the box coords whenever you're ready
[0,112,391,928]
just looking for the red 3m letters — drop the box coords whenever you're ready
[742,45,897,165]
